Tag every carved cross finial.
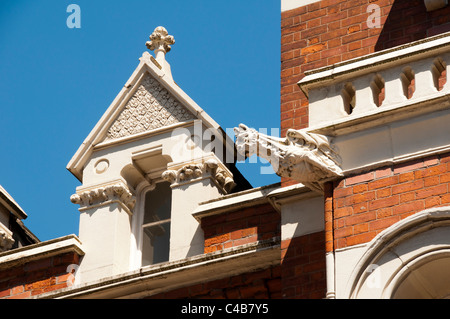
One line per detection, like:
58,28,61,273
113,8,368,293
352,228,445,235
146,26,175,58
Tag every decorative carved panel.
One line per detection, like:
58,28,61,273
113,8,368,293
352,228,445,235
105,73,195,140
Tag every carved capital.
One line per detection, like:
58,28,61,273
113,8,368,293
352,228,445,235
146,26,175,54
162,158,236,194
0,227,14,252
71,182,136,213
234,124,343,192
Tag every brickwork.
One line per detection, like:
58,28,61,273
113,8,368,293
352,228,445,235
0,252,81,299
199,203,327,299
280,231,326,299
147,266,281,299
332,152,450,249
200,204,280,254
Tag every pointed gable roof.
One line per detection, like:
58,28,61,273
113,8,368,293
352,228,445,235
67,28,233,182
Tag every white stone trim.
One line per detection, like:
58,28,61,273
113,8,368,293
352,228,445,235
299,32,450,94
192,182,316,221
94,120,195,151
0,185,27,220
281,0,320,12
0,235,84,270
341,143,450,178
192,184,280,220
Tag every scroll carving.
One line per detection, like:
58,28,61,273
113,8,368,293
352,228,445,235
162,159,236,194
70,183,136,212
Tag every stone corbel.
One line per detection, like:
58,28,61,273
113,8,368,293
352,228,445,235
70,181,136,215
234,124,343,192
0,224,14,252
162,157,236,194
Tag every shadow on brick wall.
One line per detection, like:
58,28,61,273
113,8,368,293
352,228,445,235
375,0,450,52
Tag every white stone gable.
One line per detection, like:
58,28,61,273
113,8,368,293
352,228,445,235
105,73,195,141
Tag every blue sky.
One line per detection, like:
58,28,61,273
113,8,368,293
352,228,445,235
0,1,281,241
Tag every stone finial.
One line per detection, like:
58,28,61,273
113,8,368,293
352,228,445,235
146,26,175,57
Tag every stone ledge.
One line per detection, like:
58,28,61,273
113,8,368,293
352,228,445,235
0,235,84,270
35,237,280,299
299,31,450,95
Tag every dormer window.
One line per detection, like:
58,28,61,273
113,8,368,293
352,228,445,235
141,181,172,266
68,27,243,283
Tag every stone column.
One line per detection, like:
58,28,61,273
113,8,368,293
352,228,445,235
162,156,236,261
70,180,135,284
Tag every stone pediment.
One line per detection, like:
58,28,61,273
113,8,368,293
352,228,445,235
104,72,195,141
67,27,228,182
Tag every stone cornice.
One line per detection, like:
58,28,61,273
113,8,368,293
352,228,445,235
298,31,450,96
70,181,136,215
162,157,236,194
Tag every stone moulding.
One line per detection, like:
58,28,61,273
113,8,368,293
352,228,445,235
70,183,136,214
162,159,236,194
234,123,343,192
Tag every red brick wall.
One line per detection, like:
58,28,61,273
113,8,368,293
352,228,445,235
332,152,450,249
280,231,327,299
147,204,283,299
0,252,81,299
148,266,281,299
198,204,327,299
201,204,280,254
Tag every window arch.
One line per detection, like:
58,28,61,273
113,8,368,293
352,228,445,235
346,206,450,299
390,249,450,299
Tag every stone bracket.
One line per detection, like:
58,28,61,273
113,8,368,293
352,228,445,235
70,181,136,215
